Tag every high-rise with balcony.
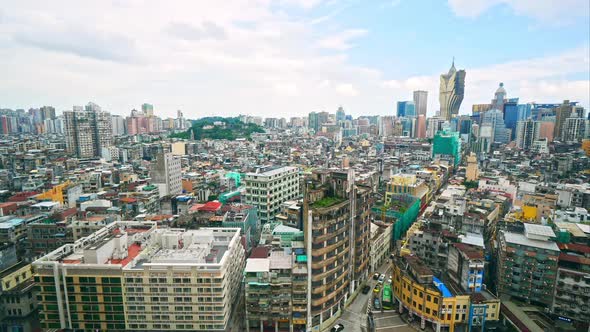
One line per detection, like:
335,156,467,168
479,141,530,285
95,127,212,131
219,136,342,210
244,166,300,224
552,243,590,328
244,222,308,332
439,60,466,121
303,169,371,330
64,103,112,158
496,223,559,307
515,119,540,150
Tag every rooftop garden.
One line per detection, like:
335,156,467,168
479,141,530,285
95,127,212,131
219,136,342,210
312,196,346,209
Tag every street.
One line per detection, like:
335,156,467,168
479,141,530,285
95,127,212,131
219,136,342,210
330,260,412,332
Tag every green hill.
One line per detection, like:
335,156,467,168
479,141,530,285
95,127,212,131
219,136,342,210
170,117,265,140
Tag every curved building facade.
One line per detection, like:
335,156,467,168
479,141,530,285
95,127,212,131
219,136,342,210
439,61,466,121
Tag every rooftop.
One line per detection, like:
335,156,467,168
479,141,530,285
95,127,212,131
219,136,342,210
524,223,555,238
245,258,269,273
452,243,484,260
503,231,560,251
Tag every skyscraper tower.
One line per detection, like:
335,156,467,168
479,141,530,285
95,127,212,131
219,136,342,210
439,59,466,121
413,90,428,116
491,83,507,110
64,103,112,158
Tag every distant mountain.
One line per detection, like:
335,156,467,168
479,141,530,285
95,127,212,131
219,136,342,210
170,117,265,140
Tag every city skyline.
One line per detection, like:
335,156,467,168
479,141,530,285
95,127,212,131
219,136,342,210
0,1,588,118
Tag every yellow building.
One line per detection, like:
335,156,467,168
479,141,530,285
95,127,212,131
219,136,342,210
0,262,37,320
392,255,499,332
582,139,590,156
170,141,186,156
35,181,71,205
385,174,429,206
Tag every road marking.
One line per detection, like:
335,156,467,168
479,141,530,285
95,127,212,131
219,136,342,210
376,324,409,330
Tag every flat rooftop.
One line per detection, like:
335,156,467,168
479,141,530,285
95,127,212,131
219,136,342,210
503,231,560,251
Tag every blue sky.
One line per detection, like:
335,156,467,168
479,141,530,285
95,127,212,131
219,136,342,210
0,0,588,118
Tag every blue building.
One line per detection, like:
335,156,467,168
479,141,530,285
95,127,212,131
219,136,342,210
397,101,416,118
459,118,473,136
504,99,532,140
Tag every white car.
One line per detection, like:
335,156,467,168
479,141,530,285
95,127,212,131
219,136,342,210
378,274,385,283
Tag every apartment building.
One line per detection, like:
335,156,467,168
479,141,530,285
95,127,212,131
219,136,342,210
447,243,484,293
244,254,293,332
122,227,245,331
552,243,590,328
392,255,499,332
369,221,392,273
33,221,245,331
244,224,308,332
496,223,560,307
303,169,371,330
244,166,300,224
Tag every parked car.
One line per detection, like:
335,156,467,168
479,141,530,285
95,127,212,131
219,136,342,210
331,323,345,332
373,273,380,280
362,285,371,294
373,298,381,310
373,285,381,294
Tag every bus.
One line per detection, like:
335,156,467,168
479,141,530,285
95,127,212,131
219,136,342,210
382,284,393,310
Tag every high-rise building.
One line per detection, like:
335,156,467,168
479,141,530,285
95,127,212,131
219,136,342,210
481,109,511,144
142,103,154,117
335,106,346,122
558,105,587,143
491,82,507,111
551,243,590,325
378,116,395,137
397,101,416,118
308,112,319,132
244,166,300,224
515,119,540,150
40,106,56,121
303,169,371,330
554,100,582,139
413,90,428,116
496,224,559,307
426,117,446,139
33,221,245,332
538,121,555,142
439,60,466,121
150,153,182,198
415,114,426,138
432,130,461,167
64,103,112,158
111,115,126,136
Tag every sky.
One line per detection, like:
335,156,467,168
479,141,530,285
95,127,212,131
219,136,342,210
0,0,588,119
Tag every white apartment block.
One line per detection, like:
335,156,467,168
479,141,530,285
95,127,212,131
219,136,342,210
244,166,300,224
122,227,245,331
33,221,245,332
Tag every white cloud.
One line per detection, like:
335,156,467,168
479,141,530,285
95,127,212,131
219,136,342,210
335,83,359,97
316,29,368,50
448,0,589,20
0,1,586,120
